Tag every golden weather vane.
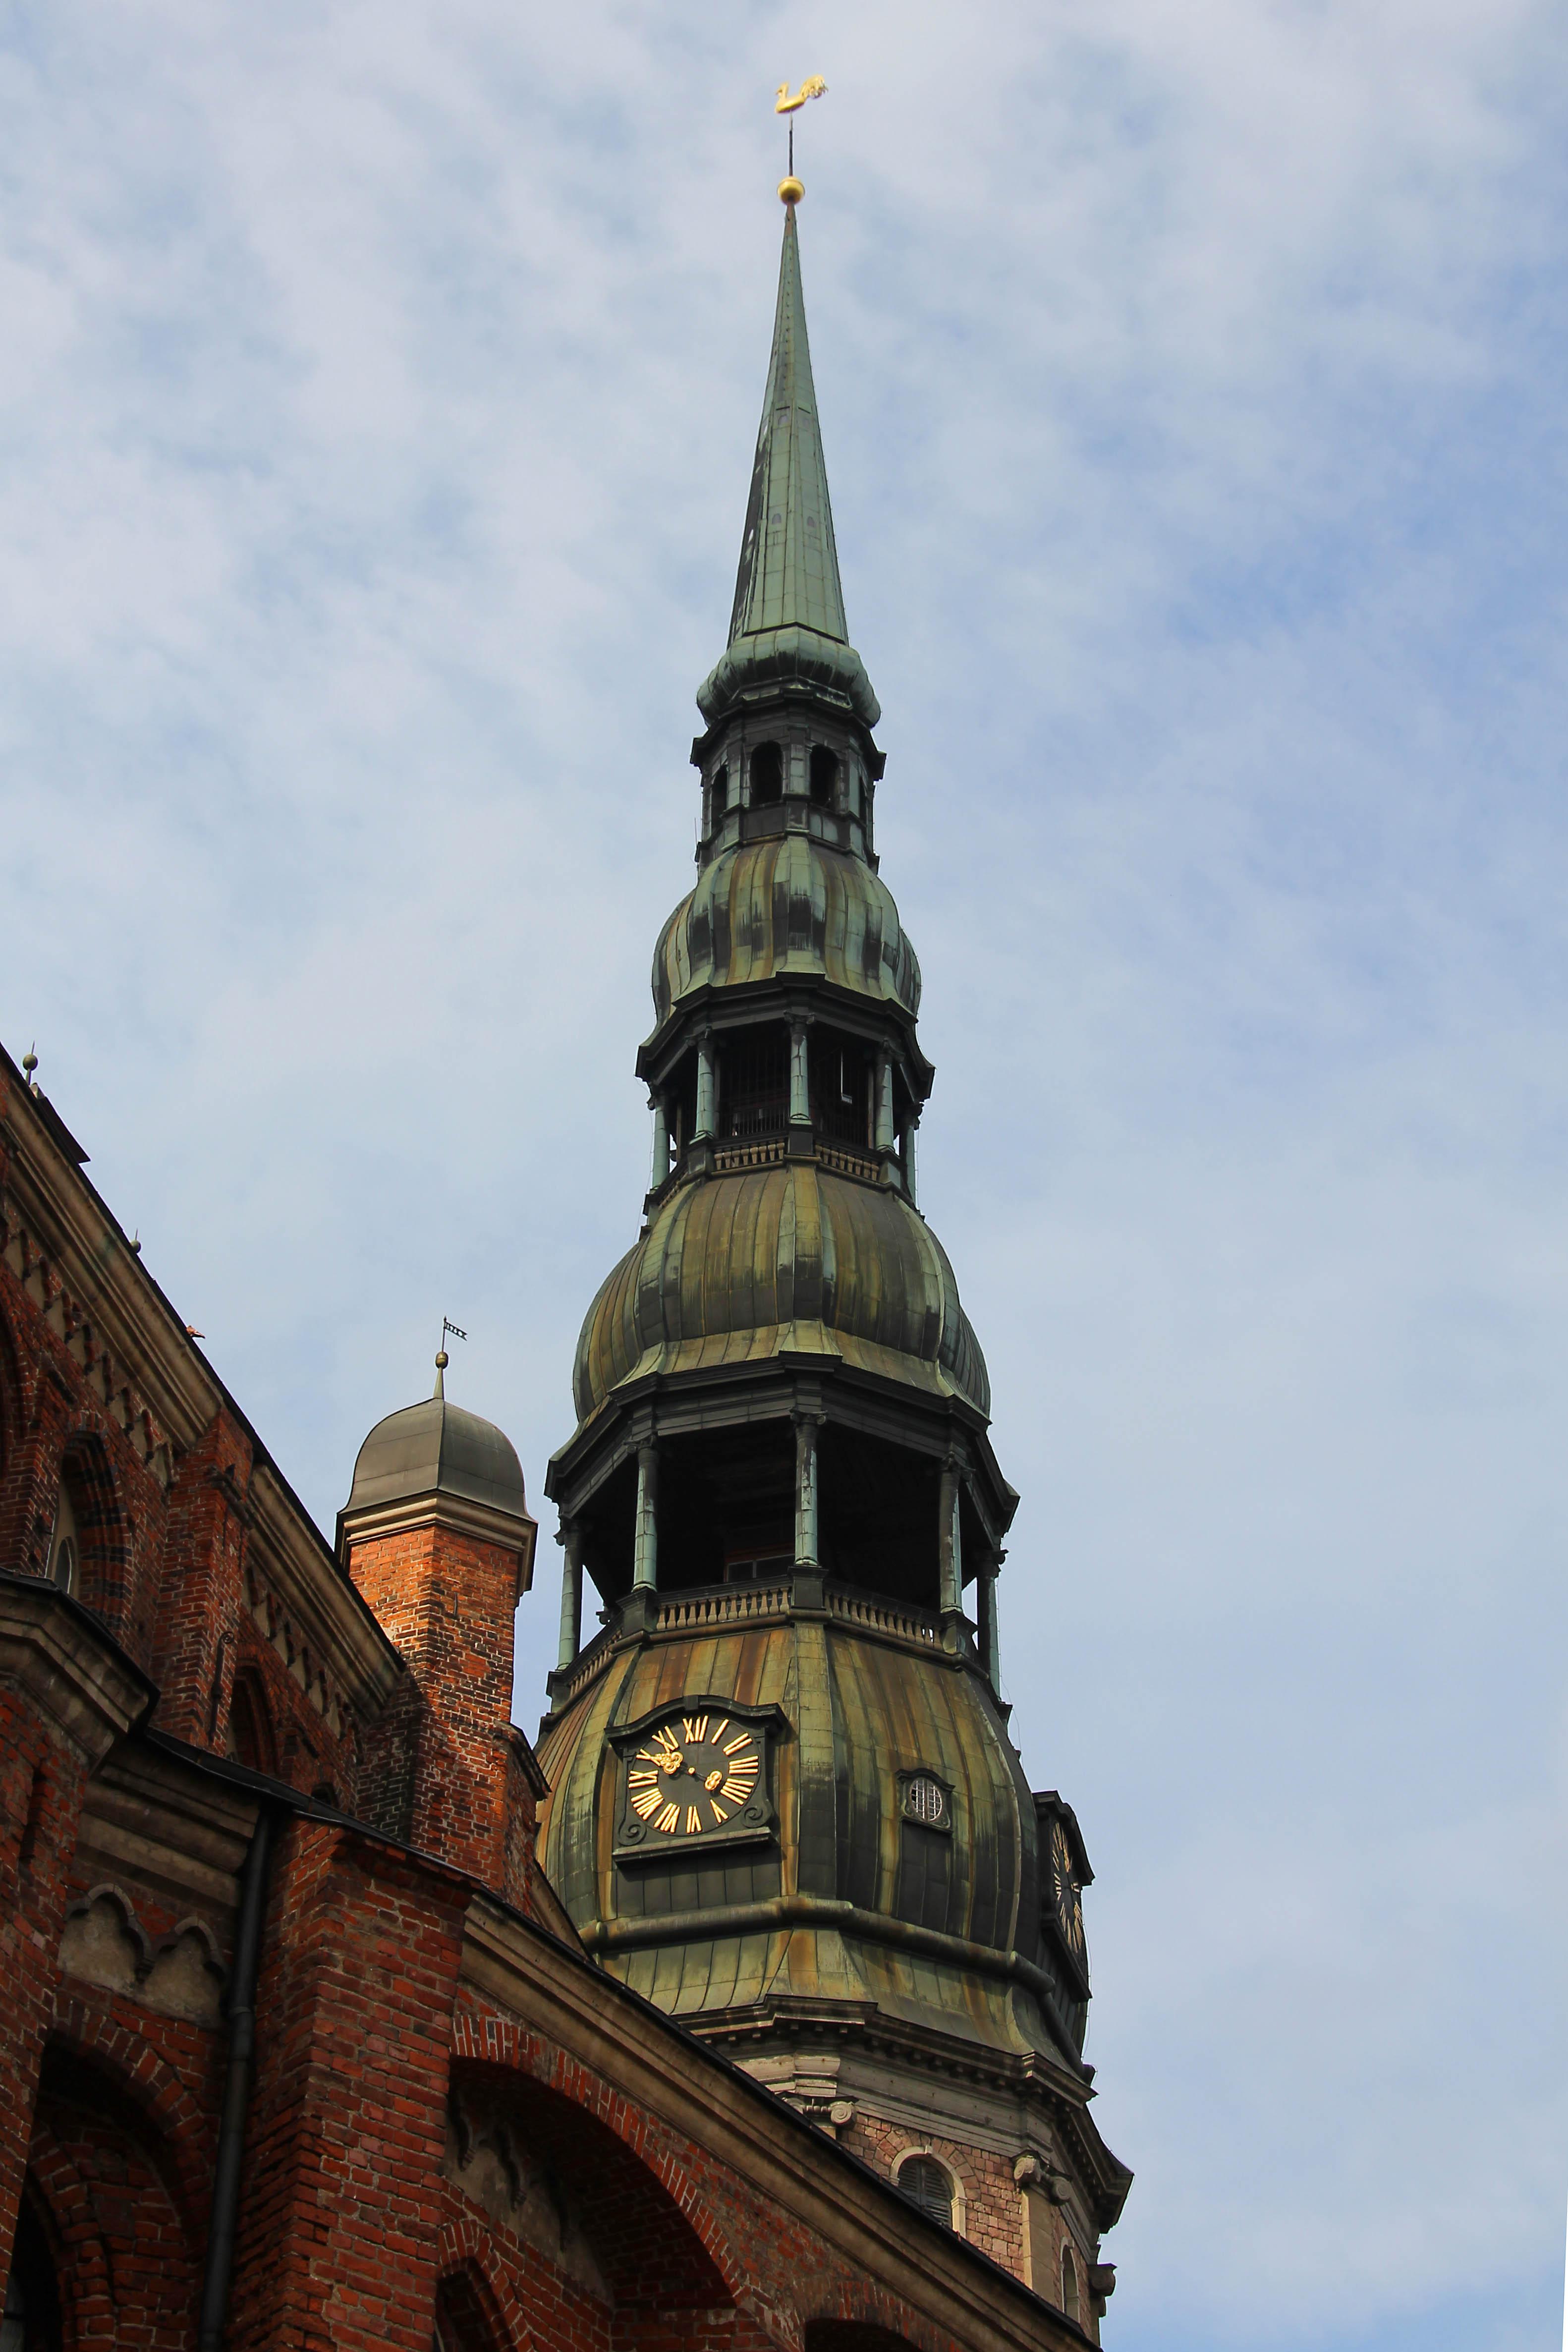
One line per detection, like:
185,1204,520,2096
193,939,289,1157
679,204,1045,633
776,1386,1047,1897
774,75,827,202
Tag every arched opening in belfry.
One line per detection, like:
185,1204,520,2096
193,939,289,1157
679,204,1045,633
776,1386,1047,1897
750,741,784,804
1061,2244,1082,2321
809,745,838,805
718,1029,788,1141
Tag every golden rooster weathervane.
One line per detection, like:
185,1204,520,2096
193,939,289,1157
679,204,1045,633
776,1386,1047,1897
774,75,827,204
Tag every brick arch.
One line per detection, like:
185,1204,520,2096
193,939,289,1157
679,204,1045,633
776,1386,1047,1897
56,1428,132,1624
452,2010,748,2306
437,2216,530,2349
447,2034,741,2312
48,1990,213,2236
18,2144,101,2352
801,2286,947,2352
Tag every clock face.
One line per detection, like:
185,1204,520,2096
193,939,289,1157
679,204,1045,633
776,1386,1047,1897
1050,1820,1084,1958
625,1712,762,1841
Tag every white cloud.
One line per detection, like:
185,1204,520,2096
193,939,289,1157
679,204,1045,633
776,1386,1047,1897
3,0,1567,2342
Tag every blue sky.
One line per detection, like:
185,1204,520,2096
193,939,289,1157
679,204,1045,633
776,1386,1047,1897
3,2,1567,2345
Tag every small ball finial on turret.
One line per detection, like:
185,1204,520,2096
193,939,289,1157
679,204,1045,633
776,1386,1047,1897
778,176,805,206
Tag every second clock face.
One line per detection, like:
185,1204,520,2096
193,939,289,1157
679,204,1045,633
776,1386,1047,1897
626,1712,762,1841
1050,1819,1085,1958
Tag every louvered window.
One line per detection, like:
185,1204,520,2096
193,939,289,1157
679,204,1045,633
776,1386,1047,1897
898,2155,952,2229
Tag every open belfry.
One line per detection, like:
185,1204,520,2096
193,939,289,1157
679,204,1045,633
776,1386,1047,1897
0,147,1128,2352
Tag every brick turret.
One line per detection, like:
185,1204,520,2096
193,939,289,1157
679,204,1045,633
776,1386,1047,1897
338,1356,540,1906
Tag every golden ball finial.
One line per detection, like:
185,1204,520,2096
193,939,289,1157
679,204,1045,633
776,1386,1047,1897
778,175,804,206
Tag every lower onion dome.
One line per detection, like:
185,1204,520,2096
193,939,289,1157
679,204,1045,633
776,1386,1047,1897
572,1162,990,1427
650,835,921,1029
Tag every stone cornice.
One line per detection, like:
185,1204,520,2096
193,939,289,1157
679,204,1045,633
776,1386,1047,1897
337,1488,538,1596
0,1569,156,1768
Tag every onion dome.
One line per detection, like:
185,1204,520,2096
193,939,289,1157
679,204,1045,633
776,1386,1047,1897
345,1396,527,1521
572,1162,990,1426
651,835,921,1029
696,205,879,730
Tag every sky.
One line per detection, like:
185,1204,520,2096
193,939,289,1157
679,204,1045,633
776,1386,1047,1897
3,1,1567,2345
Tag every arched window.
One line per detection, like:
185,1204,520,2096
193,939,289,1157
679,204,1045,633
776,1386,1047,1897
711,763,729,818
48,1479,81,1596
896,2153,953,2229
225,1673,278,1778
809,746,838,806
750,741,783,804
1061,2245,1080,2322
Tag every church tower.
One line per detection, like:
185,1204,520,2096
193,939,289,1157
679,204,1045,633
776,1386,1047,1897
537,188,1130,2326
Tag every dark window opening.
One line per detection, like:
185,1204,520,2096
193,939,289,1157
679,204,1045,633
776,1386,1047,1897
898,2155,953,2229
750,741,783,804
711,763,728,816
811,1034,868,1148
721,1032,788,1139
809,746,838,806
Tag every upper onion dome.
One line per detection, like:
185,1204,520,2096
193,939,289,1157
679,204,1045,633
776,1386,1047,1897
572,1161,990,1427
343,1390,529,1524
651,836,921,1029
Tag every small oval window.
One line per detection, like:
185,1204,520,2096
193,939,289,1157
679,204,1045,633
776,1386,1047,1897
904,1774,949,1828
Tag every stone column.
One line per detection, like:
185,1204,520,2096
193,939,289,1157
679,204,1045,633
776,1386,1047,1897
793,1415,820,1568
694,1037,717,1142
556,1521,583,1670
632,1443,660,1591
789,1020,811,1129
977,1556,1001,1691
648,1094,670,1191
937,1459,963,1619
900,1114,919,1206
875,1051,896,1153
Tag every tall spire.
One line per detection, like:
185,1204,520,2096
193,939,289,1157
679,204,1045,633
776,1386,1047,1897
729,208,847,646
697,206,879,729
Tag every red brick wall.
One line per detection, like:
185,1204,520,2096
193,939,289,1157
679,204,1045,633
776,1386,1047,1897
0,1684,93,2306
347,1521,523,1898
228,1818,469,2352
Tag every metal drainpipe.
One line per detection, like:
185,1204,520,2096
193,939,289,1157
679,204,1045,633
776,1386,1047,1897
197,1802,280,2352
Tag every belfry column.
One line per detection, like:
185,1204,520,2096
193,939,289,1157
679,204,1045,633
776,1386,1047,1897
938,1457,964,1639
632,1443,660,1592
976,1553,1002,1694
648,1094,670,1194
556,1520,584,1670
788,1019,813,1159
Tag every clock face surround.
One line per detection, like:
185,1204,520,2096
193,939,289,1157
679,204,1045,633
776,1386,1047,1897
1050,1819,1085,1960
613,1703,776,1857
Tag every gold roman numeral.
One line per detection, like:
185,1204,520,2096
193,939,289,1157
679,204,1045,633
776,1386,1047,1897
632,1790,661,1820
682,1715,708,1743
628,1769,659,1787
723,1732,752,1755
685,1806,701,1833
655,1802,679,1833
710,1799,729,1822
721,1779,753,1805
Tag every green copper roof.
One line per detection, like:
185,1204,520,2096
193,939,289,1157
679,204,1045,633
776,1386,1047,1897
698,211,879,729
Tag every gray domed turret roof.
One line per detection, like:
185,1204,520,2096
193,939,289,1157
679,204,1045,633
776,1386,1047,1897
343,1368,530,1524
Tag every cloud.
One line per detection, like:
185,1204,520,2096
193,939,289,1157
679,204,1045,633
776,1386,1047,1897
3,0,1567,2342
